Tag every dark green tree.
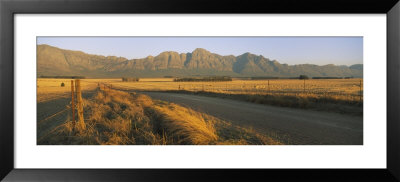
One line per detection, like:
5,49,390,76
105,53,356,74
299,75,309,79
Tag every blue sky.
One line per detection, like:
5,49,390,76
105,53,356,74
37,37,363,66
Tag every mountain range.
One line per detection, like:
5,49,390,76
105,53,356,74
37,44,363,78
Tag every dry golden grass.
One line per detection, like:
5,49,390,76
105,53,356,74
139,78,174,82
37,78,362,104
107,78,363,103
101,77,362,115
152,103,218,145
39,88,280,145
37,78,119,102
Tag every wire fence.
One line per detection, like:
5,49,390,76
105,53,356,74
172,80,363,104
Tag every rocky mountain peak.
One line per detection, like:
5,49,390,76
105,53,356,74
192,48,210,56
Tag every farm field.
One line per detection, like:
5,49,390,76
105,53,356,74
37,78,363,115
108,78,363,102
104,78,363,115
38,78,362,101
37,80,280,145
37,78,363,145
37,78,117,102
38,78,363,103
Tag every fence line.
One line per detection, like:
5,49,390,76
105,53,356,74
171,80,363,104
96,79,363,104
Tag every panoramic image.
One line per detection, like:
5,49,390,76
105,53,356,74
37,37,363,145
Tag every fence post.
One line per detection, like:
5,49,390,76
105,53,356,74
75,79,85,130
359,79,362,103
75,80,78,105
303,79,306,93
71,80,75,123
103,83,107,98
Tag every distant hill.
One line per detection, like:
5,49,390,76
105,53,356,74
37,44,363,78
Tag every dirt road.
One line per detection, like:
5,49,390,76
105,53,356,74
141,92,363,145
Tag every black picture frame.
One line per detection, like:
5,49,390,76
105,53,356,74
1,0,399,181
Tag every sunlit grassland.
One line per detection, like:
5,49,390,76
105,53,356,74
39,89,280,145
109,78,362,100
37,78,363,102
37,78,363,115
37,78,118,102
107,78,363,115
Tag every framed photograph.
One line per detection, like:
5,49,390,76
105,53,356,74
1,0,399,181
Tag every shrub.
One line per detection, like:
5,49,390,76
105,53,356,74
61,82,65,87
299,75,309,79
122,77,139,82
174,76,232,82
